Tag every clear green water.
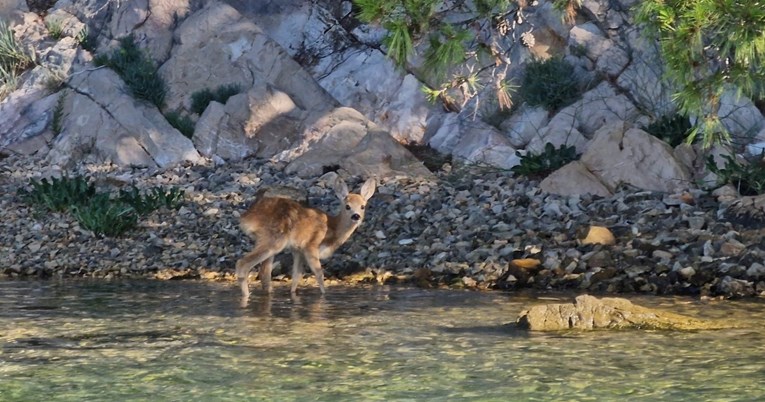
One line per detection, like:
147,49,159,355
1,280,764,401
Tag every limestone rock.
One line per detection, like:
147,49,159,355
718,89,764,143
516,294,735,331
526,109,589,154
500,105,549,148
573,82,641,135
0,0,27,23
453,120,520,170
48,68,201,168
192,82,305,160
568,22,612,62
596,45,630,77
540,161,612,197
0,33,85,153
222,0,435,143
617,29,675,117
284,108,432,179
426,113,462,155
159,1,337,119
581,123,690,193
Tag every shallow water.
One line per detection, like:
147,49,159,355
1,280,764,401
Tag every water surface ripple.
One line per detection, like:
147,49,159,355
1,280,764,401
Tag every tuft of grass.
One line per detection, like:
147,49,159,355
75,26,96,52
520,57,580,112
511,142,580,179
51,93,66,135
0,20,34,70
164,110,195,138
94,34,166,108
117,185,184,215
0,19,34,100
46,19,64,40
70,194,139,237
18,175,96,212
19,174,185,237
0,62,19,100
190,83,242,115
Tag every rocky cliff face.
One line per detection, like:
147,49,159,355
1,0,764,194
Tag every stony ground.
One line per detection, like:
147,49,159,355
2,154,765,298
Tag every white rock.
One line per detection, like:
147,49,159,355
568,22,612,61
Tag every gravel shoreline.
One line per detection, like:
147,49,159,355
3,154,765,298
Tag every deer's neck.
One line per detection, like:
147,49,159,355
320,214,359,259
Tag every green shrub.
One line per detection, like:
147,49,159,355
190,83,242,115
95,35,166,108
642,113,693,148
1,19,34,99
0,20,33,70
118,185,184,215
18,175,96,212
51,93,66,135
0,62,18,99
520,57,579,111
70,194,138,237
164,111,195,138
46,19,64,40
75,26,96,52
19,174,185,237
706,153,765,196
511,142,580,179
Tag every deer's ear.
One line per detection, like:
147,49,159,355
334,178,349,200
360,178,376,201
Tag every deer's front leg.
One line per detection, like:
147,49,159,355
290,251,304,294
303,248,325,294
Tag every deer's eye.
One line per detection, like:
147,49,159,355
345,205,351,210
361,205,365,210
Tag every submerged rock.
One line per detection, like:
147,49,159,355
516,294,735,331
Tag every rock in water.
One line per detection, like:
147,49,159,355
516,294,734,331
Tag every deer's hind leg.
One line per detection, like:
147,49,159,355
236,240,284,298
259,256,275,294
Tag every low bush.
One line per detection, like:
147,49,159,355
18,175,96,212
70,194,139,237
706,153,765,196
75,26,96,52
118,185,184,215
164,111,195,138
190,83,242,115
19,175,185,236
94,35,166,108
642,113,692,147
403,141,452,172
520,57,580,112
511,142,580,179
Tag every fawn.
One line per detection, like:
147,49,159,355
235,177,376,298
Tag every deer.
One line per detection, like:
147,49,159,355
235,177,376,299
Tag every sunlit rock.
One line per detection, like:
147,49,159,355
516,294,735,331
